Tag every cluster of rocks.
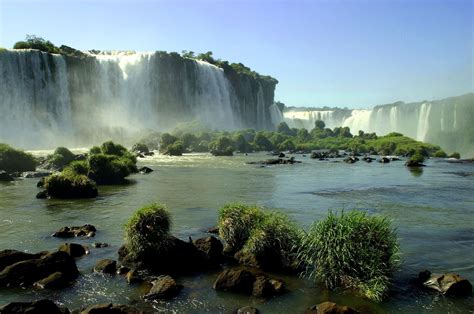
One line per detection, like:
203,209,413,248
247,157,302,166
0,170,52,182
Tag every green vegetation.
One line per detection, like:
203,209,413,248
44,168,98,199
13,35,60,54
45,147,76,169
150,121,446,158
131,142,149,154
449,152,461,159
297,210,400,301
124,203,171,259
0,143,37,173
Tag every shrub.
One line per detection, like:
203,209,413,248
100,141,128,156
209,136,234,156
124,203,171,259
165,141,185,156
433,150,447,158
409,151,425,164
297,210,399,301
88,154,133,184
66,160,89,175
46,147,76,169
13,35,60,54
44,169,98,199
218,203,265,253
243,211,301,270
449,152,461,159
131,142,149,154
89,146,102,155
0,143,37,173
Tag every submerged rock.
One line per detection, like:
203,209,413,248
33,271,70,289
22,171,52,178
420,270,472,297
92,242,109,248
237,306,259,314
53,224,96,238
344,156,359,164
247,157,301,165
144,275,183,300
0,171,14,182
0,250,46,272
0,299,69,314
213,268,284,299
138,166,153,174
306,301,358,314
80,303,143,314
0,251,79,287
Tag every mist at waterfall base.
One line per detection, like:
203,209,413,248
0,49,272,149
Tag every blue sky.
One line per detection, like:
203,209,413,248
0,0,472,108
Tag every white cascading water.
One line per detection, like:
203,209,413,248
416,103,432,141
342,109,372,133
0,50,73,148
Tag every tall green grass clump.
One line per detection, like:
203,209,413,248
44,168,98,198
45,147,76,169
0,143,37,173
124,203,171,259
218,203,265,253
297,210,400,301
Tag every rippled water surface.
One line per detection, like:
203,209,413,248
1,153,473,313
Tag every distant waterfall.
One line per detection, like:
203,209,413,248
0,49,276,148
416,103,431,141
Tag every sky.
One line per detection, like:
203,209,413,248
0,0,472,108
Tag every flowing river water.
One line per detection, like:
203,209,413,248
0,153,473,313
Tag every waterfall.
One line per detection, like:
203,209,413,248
0,50,72,148
416,103,431,141
0,49,276,148
342,109,371,133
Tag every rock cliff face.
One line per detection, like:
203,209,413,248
0,49,277,148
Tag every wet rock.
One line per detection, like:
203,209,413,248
22,171,52,178
36,190,48,199
278,152,286,158
247,158,301,165
126,270,143,284
94,259,117,274
421,271,472,297
0,171,14,182
37,178,46,187
92,242,109,248
213,268,284,298
58,243,88,258
80,303,143,314
378,157,390,163
0,249,46,272
237,306,259,314
344,156,359,164
117,265,131,275
192,236,223,262
0,251,79,287
138,167,153,174
144,275,183,300
53,224,96,238
0,299,69,314
33,271,70,289
405,160,426,167
207,226,219,234
144,152,154,157
362,156,374,162
306,301,358,314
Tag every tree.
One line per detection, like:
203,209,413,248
13,35,60,54
315,120,325,130
253,132,274,151
277,122,294,136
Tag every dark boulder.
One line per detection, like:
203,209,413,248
343,156,359,164
143,275,183,300
378,157,390,163
53,224,96,238
94,259,117,274
0,249,46,272
278,152,286,158
36,190,48,199
0,251,79,287
58,243,88,258
237,306,259,314
0,171,14,182
0,299,69,314
92,242,109,248
247,158,301,166
125,269,143,284
138,167,153,174
79,303,143,314
405,160,426,167
33,271,70,289
192,236,223,262
213,268,284,299
306,301,358,314
420,271,472,297
117,265,131,275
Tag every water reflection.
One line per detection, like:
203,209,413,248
408,167,424,177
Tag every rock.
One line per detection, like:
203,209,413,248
33,271,70,289
0,251,79,287
247,158,301,165
306,302,358,314
378,157,390,163
252,276,284,298
22,171,52,178
343,156,359,164
278,152,286,158
144,152,154,156
237,306,259,314
94,259,117,274
207,226,219,234
92,242,109,248
126,269,143,284
192,236,223,262
0,249,46,272
0,299,69,314
405,160,426,167
119,236,214,274
37,178,46,187
138,167,153,174
213,268,284,298
80,303,143,314
144,275,183,300
362,156,374,162
421,271,472,297
117,265,131,275
58,243,88,258
53,224,96,238
0,170,14,182
36,190,48,199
